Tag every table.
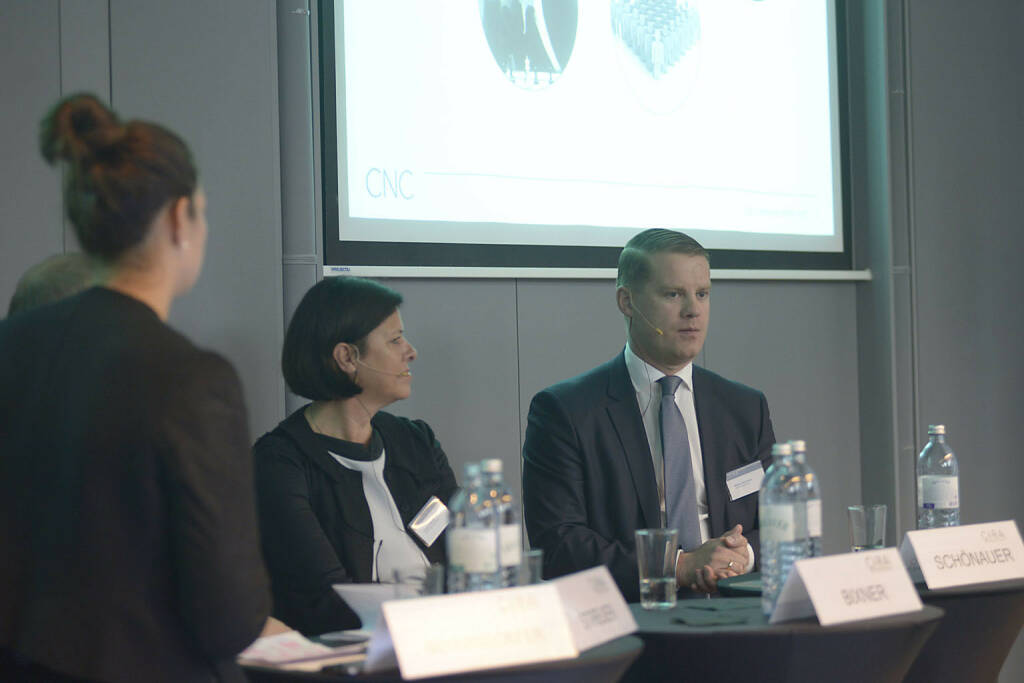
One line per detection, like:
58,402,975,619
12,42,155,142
719,573,1024,682
243,634,644,683
903,577,1024,683
621,597,943,683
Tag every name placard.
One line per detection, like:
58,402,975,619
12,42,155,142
770,549,922,626
899,520,1024,590
369,566,635,680
378,584,575,679
551,566,638,652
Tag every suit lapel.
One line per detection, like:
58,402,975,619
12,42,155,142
693,366,725,537
605,354,660,529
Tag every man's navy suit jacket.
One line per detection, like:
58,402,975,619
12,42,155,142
522,352,775,601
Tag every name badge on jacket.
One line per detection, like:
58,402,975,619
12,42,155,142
409,496,450,546
726,462,765,501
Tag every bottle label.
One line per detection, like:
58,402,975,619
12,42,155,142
500,524,522,567
918,475,959,509
760,504,796,542
447,528,498,573
806,499,822,537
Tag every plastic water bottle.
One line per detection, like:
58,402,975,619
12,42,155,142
760,442,809,616
481,459,522,587
446,463,499,592
790,440,823,557
917,425,960,528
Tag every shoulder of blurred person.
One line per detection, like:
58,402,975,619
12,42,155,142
6,252,97,317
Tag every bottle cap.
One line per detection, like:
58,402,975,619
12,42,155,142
464,462,481,477
771,443,793,456
927,424,946,435
789,439,807,453
481,459,503,473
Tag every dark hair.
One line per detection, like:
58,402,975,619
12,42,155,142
282,277,403,401
616,229,710,290
7,252,96,316
39,93,198,260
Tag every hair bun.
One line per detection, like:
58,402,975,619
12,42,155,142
40,93,122,165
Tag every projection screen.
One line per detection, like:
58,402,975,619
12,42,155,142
320,0,851,275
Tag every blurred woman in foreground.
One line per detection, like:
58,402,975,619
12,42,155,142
0,94,271,682
254,277,457,635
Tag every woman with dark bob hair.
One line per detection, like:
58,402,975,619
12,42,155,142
253,277,457,635
0,95,271,682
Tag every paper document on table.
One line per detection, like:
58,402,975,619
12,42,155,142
237,631,366,670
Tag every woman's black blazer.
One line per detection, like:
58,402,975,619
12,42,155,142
253,407,457,635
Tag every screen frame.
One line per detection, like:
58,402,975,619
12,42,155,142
318,1,854,274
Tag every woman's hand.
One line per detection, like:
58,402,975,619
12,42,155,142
260,616,293,637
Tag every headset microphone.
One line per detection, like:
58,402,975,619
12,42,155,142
352,348,411,377
631,303,664,336
355,359,411,378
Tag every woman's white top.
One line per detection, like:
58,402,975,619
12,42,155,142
328,447,429,582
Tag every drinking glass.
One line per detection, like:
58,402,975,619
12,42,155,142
635,528,678,609
519,548,544,585
847,504,887,552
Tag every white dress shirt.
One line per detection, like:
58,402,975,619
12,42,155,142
624,346,755,572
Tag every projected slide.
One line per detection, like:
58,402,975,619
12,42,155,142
336,0,841,253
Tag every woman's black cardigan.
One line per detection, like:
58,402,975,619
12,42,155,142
253,408,457,635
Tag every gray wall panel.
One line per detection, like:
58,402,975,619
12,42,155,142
277,0,317,259
884,1,919,542
281,262,318,416
58,0,109,100
515,278,626,438
905,1,1024,679
906,0,1024,539
277,0,320,417
58,0,111,249
848,0,903,545
891,269,917,537
110,0,285,437
708,282,862,556
0,0,62,312
381,279,522,486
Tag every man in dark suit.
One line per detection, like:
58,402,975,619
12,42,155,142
523,229,775,600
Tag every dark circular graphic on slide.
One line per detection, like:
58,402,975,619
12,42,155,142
480,0,579,90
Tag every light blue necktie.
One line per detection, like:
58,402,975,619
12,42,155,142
658,375,702,551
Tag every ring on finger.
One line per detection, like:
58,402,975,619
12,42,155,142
727,560,736,570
